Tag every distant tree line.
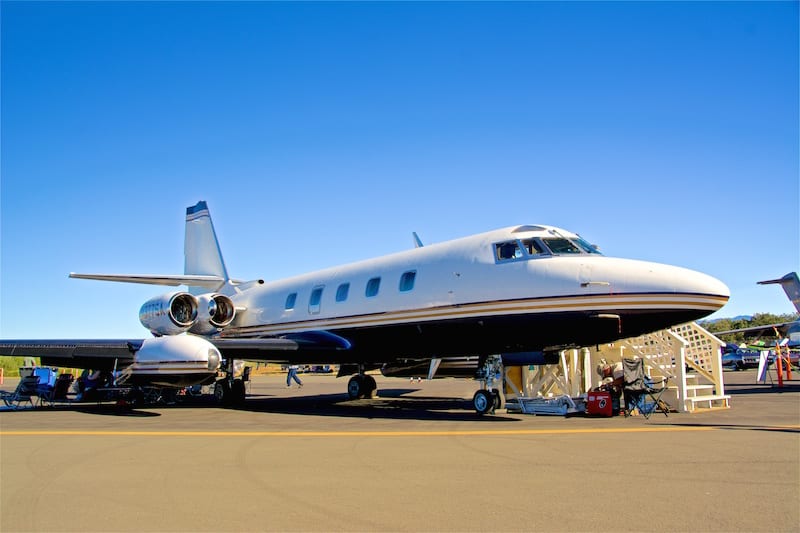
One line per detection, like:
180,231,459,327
0,357,33,378
701,313,799,345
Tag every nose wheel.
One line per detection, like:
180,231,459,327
472,389,494,414
472,388,503,414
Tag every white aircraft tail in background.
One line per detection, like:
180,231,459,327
758,272,800,314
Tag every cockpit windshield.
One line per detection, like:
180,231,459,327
494,233,602,263
541,238,581,254
571,235,601,254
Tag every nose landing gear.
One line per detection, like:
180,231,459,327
473,355,505,414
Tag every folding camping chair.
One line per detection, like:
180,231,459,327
622,358,671,418
1,375,40,409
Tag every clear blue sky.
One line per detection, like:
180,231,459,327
1,1,798,338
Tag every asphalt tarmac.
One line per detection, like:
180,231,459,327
1,369,798,532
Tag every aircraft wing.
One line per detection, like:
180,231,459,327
0,340,141,371
712,322,794,338
0,332,352,371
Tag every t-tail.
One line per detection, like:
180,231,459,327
184,201,229,294
69,201,239,336
758,272,800,313
70,201,230,292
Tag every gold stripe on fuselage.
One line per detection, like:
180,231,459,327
225,292,728,337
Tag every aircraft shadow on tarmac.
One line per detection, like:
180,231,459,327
724,383,800,395
74,406,162,417
0,388,520,421
230,389,521,422
666,422,799,434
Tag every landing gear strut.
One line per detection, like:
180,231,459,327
473,355,504,415
215,359,246,406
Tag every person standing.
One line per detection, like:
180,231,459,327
286,365,303,388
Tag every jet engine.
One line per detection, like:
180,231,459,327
189,293,236,334
140,292,236,337
139,292,199,336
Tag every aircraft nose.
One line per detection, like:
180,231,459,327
630,261,730,312
591,258,729,303
674,267,730,300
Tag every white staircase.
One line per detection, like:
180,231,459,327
669,323,731,411
504,322,731,414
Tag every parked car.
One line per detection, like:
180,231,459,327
722,348,799,370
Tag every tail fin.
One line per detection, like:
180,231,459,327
184,201,229,293
758,272,800,313
70,201,228,290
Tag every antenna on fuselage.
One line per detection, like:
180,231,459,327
412,232,424,248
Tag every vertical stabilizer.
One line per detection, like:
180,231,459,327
758,272,800,313
185,201,229,293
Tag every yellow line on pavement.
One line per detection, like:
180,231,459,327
2,425,798,438
0,426,755,437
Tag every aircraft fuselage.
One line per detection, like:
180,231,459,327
218,225,729,362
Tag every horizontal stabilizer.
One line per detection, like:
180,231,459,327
70,273,225,288
758,272,800,313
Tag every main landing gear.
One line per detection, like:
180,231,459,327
214,359,247,406
473,355,505,415
347,371,377,400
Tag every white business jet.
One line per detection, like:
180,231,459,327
0,202,729,413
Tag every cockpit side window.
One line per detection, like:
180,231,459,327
541,238,581,254
521,238,547,256
495,241,523,262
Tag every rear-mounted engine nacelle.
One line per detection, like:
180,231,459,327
190,293,236,334
140,292,198,336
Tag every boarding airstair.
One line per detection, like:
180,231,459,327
669,323,731,411
503,322,729,414
586,322,729,412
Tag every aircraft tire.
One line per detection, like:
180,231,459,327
347,375,364,400
362,375,377,399
231,379,246,405
214,380,231,405
127,388,145,407
491,388,505,410
473,389,494,415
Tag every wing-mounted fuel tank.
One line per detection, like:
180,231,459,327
139,292,235,336
119,335,222,387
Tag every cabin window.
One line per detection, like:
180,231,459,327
542,237,582,255
365,277,381,298
336,283,350,302
495,241,523,262
399,271,416,292
309,286,324,314
285,293,297,310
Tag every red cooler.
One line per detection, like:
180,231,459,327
587,391,612,417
